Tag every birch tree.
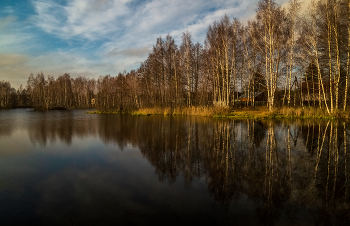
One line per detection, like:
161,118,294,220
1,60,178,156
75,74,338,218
256,0,286,111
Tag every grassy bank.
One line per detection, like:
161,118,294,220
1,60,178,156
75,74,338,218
86,106,350,120
216,107,349,119
131,106,231,117
86,106,229,117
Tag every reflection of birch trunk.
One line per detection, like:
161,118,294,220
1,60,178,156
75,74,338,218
246,120,254,178
225,123,229,189
344,122,348,197
311,123,315,152
287,127,292,184
314,121,330,183
245,120,251,178
332,122,338,203
195,120,200,177
230,120,236,179
185,119,192,187
265,122,276,207
326,122,333,202
175,121,178,174
306,122,310,150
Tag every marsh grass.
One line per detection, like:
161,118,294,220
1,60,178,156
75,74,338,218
279,107,323,117
130,106,230,117
87,106,350,120
86,110,123,114
276,107,348,119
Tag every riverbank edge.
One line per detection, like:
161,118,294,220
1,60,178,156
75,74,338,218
86,106,350,120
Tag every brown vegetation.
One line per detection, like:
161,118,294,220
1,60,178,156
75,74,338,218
87,105,349,120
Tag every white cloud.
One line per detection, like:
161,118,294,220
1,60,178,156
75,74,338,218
168,1,253,43
32,0,132,40
98,0,257,61
0,16,35,55
2,0,295,88
32,0,254,46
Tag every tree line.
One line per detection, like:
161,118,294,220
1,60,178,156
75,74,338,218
1,0,349,113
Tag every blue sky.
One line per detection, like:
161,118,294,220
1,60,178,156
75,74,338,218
0,0,292,88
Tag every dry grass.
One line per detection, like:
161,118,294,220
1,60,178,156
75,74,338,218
132,106,277,119
176,106,230,116
276,107,344,119
87,106,350,120
131,106,230,117
131,107,169,115
278,107,326,118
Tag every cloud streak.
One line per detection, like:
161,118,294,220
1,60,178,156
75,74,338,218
32,0,132,40
0,0,293,88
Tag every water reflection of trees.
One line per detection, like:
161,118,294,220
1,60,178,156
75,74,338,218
0,116,14,137
137,118,350,225
27,111,100,146
27,114,350,224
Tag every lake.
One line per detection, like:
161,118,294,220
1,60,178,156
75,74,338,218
0,109,349,225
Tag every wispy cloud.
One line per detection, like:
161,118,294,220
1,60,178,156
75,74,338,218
98,0,255,67
0,15,16,28
30,0,261,77
1,0,292,88
1,6,14,14
32,0,252,45
32,0,132,40
0,16,35,54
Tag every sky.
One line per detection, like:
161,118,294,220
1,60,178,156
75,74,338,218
0,0,295,89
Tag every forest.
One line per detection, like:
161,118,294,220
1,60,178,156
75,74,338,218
1,0,350,116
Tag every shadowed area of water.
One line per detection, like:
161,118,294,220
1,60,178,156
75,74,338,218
0,108,349,225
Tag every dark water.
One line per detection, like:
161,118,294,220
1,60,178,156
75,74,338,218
0,109,349,225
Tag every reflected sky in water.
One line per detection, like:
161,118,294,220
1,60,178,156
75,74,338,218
0,109,349,225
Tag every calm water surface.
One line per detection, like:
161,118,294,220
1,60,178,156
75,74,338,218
0,109,349,225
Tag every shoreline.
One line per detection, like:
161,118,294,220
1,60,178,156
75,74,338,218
86,106,350,120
